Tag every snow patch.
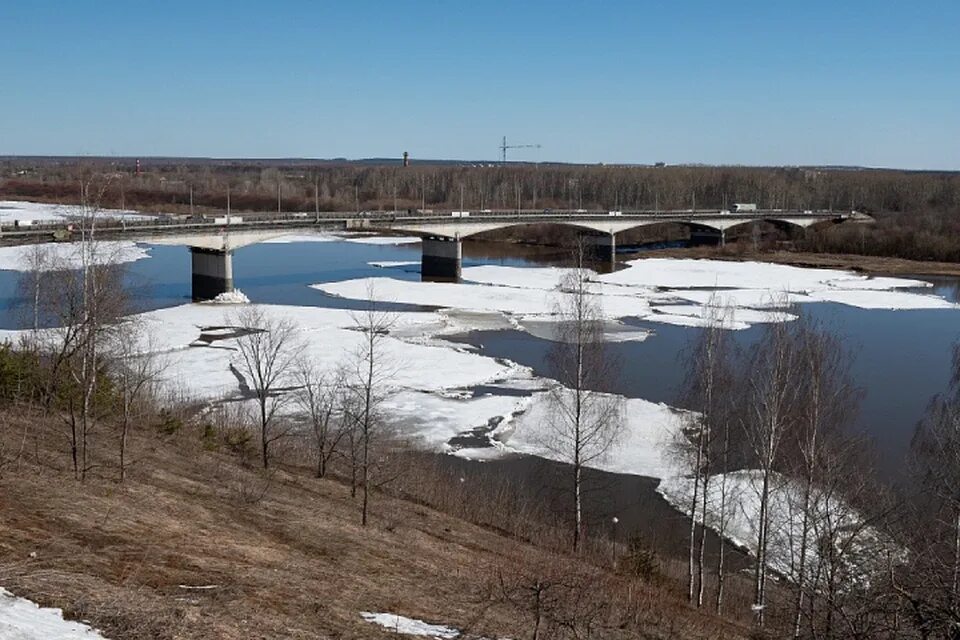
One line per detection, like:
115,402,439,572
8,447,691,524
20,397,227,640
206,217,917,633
0,200,151,223
360,612,460,638
0,587,108,639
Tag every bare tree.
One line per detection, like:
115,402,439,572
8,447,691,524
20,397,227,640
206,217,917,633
17,243,52,333
786,316,860,637
743,305,802,627
293,360,347,478
107,319,165,482
542,238,623,552
27,172,131,480
677,295,734,608
495,559,628,640
894,344,960,636
342,289,395,526
232,307,299,469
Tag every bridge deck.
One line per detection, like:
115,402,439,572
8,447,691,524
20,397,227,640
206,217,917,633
0,208,856,247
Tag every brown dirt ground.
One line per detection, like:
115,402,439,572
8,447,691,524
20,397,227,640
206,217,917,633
0,414,751,640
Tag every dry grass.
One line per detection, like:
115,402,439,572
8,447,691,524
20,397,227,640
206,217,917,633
0,412,752,639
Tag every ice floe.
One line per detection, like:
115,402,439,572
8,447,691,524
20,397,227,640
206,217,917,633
206,289,251,304
342,235,421,245
658,470,899,585
503,390,689,480
370,260,420,269
60,303,533,406
0,241,152,272
316,260,953,337
260,233,339,244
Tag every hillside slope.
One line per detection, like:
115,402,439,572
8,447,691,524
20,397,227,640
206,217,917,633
0,415,749,639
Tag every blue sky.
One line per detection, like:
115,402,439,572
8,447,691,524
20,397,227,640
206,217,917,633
1,1,958,169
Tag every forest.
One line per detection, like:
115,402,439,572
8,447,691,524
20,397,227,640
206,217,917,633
3,159,960,261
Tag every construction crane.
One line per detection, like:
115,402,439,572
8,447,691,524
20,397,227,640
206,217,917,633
500,136,541,164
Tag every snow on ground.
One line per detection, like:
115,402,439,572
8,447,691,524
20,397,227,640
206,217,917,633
0,200,151,224
0,241,151,272
360,612,460,638
0,588,107,639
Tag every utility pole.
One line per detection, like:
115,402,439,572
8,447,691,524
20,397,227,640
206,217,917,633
277,181,282,215
189,184,194,217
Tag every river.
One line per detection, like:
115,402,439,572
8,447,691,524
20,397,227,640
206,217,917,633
0,237,956,474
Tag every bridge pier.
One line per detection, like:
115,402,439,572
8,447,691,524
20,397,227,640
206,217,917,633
191,247,234,301
421,237,462,282
689,229,726,247
583,233,617,268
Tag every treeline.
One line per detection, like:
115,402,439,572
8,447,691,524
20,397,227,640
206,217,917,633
798,209,960,262
5,159,960,263
3,159,958,216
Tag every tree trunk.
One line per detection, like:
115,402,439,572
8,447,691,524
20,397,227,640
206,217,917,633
697,471,709,608
688,427,703,603
754,464,772,627
793,475,814,638
260,398,269,469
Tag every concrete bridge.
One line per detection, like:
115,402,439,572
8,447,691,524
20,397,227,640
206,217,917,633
1,208,869,300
